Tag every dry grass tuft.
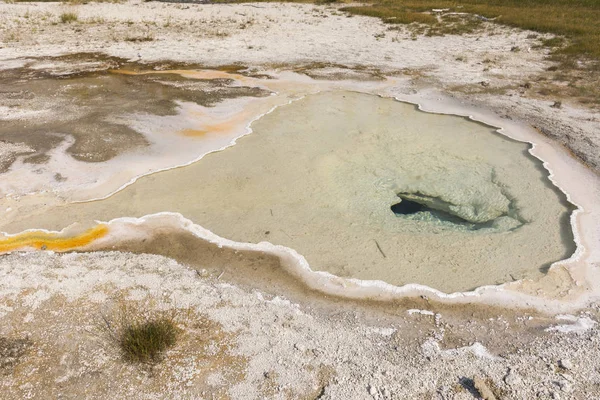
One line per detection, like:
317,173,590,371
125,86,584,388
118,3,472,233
59,12,78,23
118,318,177,363
100,306,179,364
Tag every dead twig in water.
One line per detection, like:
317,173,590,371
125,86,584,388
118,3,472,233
374,239,386,258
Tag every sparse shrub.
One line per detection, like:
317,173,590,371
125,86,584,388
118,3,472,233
119,318,177,363
100,307,179,364
60,12,78,24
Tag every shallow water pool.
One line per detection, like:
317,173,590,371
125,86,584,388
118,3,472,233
1,91,576,293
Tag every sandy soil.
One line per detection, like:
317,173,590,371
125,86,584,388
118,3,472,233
1,1,600,398
2,250,600,400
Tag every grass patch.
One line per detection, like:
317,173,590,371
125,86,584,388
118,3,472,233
100,306,179,364
342,1,600,61
59,12,78,24
119,318,177,363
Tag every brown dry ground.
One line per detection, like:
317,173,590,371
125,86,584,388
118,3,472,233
0,53,270,170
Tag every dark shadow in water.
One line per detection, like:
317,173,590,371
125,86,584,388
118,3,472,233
404,102,578,270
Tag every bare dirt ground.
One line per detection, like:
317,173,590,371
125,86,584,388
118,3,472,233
1,1,600,399
2,251,600,400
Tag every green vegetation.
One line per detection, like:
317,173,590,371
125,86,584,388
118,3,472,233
119,318,178,363
59,12,78,23
340,1,600,62
101,308,179,364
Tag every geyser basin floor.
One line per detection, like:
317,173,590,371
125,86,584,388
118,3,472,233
1,91,575,293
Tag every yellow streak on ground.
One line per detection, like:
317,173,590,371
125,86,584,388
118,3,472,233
0,224,109,253
110,69,250,83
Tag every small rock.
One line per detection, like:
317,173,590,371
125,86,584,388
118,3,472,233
381,387,390,398
559,359,573,370
196,269,209,277
558,380,573,393
504,369,522,386
480,81,490,87
368,384,377,396
474,377,497,400
551,101,562,109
